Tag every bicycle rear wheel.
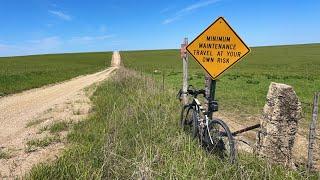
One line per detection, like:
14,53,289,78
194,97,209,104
205,118,236,163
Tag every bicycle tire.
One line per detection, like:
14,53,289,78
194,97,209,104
191,108,200,139
205,119,236,163
180,105,193,127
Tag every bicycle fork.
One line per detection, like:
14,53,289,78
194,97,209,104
198,115,214,145
204,115,215,145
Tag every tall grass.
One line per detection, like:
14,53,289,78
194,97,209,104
122,44,320,127
27,69,318,179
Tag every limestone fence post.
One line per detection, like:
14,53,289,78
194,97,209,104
257,82,302,167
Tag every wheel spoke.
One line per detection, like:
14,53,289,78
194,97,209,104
206,119,236,163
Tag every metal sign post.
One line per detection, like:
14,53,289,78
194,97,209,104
204,74,217,118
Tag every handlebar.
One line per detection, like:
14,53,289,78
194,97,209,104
187,89,206,97
176,85,206,100
187,85,205,98
177,85,218,113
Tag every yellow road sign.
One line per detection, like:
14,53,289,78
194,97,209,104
187,17,250,79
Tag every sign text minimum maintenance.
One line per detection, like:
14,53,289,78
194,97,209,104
187,17,250,79
195,36,240,63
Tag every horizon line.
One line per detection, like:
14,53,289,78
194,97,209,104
1,42,319,58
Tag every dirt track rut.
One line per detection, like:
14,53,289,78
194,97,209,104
0,51,121,178
0,69,117,145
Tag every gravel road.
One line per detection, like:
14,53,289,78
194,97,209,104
0,51,120,145
0,51,121,178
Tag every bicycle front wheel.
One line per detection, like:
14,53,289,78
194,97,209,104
205,118,236,163
180,105,200,138
180,105,194,127
191,108,200,139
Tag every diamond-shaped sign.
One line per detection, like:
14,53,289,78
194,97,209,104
187,17,250,79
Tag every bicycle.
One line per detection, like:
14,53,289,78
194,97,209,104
177,85,236,163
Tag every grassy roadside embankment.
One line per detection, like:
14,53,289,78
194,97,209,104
27,69,318,179
0,52,111,96
122,44,320,128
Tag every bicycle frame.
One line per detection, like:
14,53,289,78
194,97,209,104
191,98,216,145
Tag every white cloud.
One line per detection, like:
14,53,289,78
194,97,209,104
49,10,72,21
0,44,15,52
99,25,107,33
110,40,122,46
163,0,221,24
69,35,115,43
178,0,220,14
97,35,115,40
163,16,181,25
160,7,171,14
0,34,116,57
46,23,53,28
0,37,62,57
28,36,62,49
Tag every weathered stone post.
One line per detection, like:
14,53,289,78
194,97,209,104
257,82,302,167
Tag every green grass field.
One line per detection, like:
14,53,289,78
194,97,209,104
1,44,318,178
0,52,111,96
122,44,320,127
28,69,318,179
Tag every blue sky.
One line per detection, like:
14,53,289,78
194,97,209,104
0,0,319,56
